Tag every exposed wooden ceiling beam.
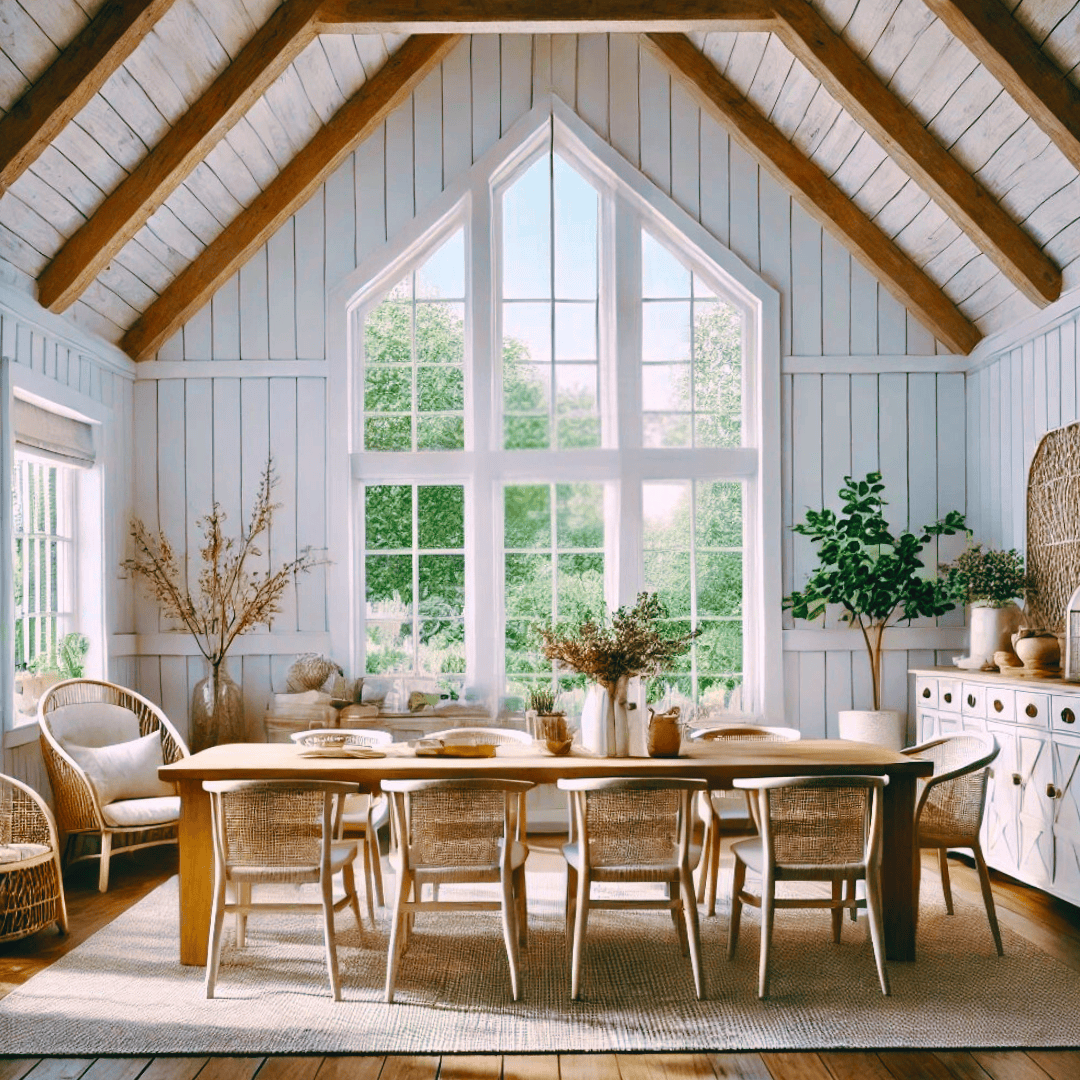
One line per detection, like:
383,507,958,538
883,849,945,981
38,0,324,314
315,0,777,33
772,0,1061,308
642,33,980,355
0,0,179,196
921,0,1080,175
122,34,461,361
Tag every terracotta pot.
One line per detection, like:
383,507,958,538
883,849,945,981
646,708,682,757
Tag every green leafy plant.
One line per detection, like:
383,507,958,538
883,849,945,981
28,632,89,679
527,687,559,714
536,592,699,693
939,542,1030,608
784,472,966,711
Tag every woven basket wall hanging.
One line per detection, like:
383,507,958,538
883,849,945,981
1027,420,1080,631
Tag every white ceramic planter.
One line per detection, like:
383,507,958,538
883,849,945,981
838,709,905,751
954,603,1023,670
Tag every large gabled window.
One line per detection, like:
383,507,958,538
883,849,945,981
336,103,780,723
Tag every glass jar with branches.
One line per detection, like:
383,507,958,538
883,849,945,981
122,460,325,751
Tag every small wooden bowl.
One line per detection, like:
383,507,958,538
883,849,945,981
546,738,574,756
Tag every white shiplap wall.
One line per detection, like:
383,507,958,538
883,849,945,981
132,35,967,739
965,301,1080,567
0,286,135,793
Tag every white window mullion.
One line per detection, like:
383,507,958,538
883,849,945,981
614,205,643,608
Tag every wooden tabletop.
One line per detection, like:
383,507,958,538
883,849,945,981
161,738,933,786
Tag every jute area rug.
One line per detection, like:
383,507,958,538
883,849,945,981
1,867,1078,1054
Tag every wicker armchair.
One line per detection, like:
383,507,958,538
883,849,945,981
729,775,890,999
557,777,708,1000
38,678,189,892
0,773,68,942
904,732,1003,955
291,728,393,923
690,724,801,916
381,777,534,1002
204,779,363,1000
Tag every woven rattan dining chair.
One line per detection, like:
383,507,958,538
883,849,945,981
39,678,189,892
0,773,68,942
381,777,534,1003
903,732,1003,956
729,774,889,999
690,724,801,916
203,779,364,1001
557,777,708,1000
290,728,392,923
424,726,532,905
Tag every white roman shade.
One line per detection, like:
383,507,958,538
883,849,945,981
13,397,95,469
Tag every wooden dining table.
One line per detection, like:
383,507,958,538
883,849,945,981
160,737,933,966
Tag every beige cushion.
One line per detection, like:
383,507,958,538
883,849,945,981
65,732,175,807
101,795,180,828
50,702,141,748
0,842,50,865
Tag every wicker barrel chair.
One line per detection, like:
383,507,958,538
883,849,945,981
39,678,189,892
0,773,68,942
690,724,801,916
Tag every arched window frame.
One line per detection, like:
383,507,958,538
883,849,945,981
328,96,782,723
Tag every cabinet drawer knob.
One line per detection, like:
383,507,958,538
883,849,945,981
967,693,977,707
943,692,953,703
993,699,1004,713
1012,773,1022,785
1063,708,1076,724
1047,784,1062,799
922,687,931,698
1025,703,1039,718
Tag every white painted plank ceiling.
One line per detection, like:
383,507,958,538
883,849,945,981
0,0,1078,351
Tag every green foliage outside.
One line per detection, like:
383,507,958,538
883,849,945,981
359,250,747,712
28,632,89,679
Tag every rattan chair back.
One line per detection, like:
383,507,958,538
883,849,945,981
691,724,801,743
905,733,998,846
761,779,876,868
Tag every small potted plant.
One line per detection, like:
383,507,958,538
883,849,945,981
939,543,1030,671
536,592,698,756
785,472,966,749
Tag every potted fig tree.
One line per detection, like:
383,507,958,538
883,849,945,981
784,472,966,749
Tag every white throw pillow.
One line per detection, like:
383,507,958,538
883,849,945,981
49,702,141,748
65,732,175,807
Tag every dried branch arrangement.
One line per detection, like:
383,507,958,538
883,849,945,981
536,592,698,689
122,459,324,668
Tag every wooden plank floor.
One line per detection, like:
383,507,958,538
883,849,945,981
3,838,1080,1079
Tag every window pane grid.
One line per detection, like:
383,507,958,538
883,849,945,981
644,479,743,711
13,457,73,673
502,154,600,451
363,483,466,702
363,233,465,453
503,481,604,710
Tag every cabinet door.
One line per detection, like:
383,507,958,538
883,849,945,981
1052,735,1080,906
917,710,939,743
985,723,1020,877
1016,727,1055,888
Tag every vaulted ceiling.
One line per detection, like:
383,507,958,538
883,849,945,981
0,0,1077,360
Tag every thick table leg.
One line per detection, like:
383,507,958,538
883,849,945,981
178,778,213,966
880,772,919,962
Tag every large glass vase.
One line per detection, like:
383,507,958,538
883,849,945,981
190,659,244,752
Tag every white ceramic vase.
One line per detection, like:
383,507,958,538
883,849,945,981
837,709,905,751
579,675,632,756
954,603,1023,671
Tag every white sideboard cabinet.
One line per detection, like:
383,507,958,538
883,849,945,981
911,667,1080,907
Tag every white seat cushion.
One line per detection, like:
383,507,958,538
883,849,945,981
50,703,141,748
0,842,50,865
65,732,175,806
101,795,180,828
